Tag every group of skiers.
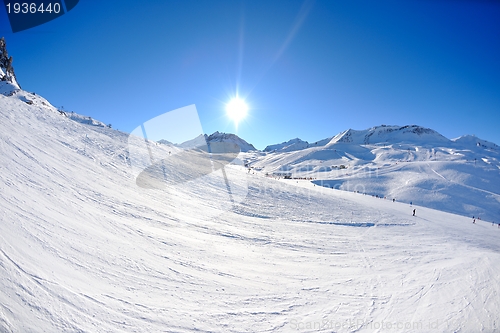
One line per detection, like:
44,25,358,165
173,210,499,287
410,212,499,227
375,198,499,227
471,216,500,228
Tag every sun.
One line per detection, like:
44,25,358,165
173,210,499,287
226,97,248,126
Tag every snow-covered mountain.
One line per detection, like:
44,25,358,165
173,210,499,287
247,125,500,221
159,131,256,152
262,125,459,153
263,137,331,153
452,134,500,150
264,138,309,152
328,125,450,146
205,131,256,152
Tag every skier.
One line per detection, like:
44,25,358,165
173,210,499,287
473,218,476,224
412,209,416,216
393,198,395,202
410,201,412,206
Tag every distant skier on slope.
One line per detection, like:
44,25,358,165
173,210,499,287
412,209,416,216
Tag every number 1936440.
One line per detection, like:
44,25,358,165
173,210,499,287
6,2,61,14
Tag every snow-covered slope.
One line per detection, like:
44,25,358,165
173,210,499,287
248,125,500,221
453,134,500,150
1,89,500,332
328,125,450,146
65,111,109,128
0,80,18,96
1,85,54,109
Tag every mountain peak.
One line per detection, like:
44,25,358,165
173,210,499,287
0,37,20,91
205,131,256,152
264,137,309,152
328,125,449,146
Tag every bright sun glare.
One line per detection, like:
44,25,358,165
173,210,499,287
226,97,248,126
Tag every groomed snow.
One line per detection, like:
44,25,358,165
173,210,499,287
1,94,500,332
248,128,500,222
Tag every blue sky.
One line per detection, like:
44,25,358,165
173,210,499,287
1,0,499,149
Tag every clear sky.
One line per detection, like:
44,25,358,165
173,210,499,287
1,0,499,150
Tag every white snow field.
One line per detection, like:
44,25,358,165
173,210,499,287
1,91,500,333
249,126,500,222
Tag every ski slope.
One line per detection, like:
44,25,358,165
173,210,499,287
247,126,500,222
1,93,500,332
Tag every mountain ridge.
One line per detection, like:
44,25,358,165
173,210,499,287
1,39,498,222
245,123,500,221
263,125,498,154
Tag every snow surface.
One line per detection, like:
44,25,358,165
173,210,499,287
1,93,500,332
0,67,20,97
248,125,500,222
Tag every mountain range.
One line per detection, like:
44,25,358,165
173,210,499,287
263,124,498,153
244,125,500,221
2,64,498,221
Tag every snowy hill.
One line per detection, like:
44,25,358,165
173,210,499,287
452,134,500,150
1,91,500,332
65,111,109,128
1,86,500,332
247,125,500,221
328,125,450,146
